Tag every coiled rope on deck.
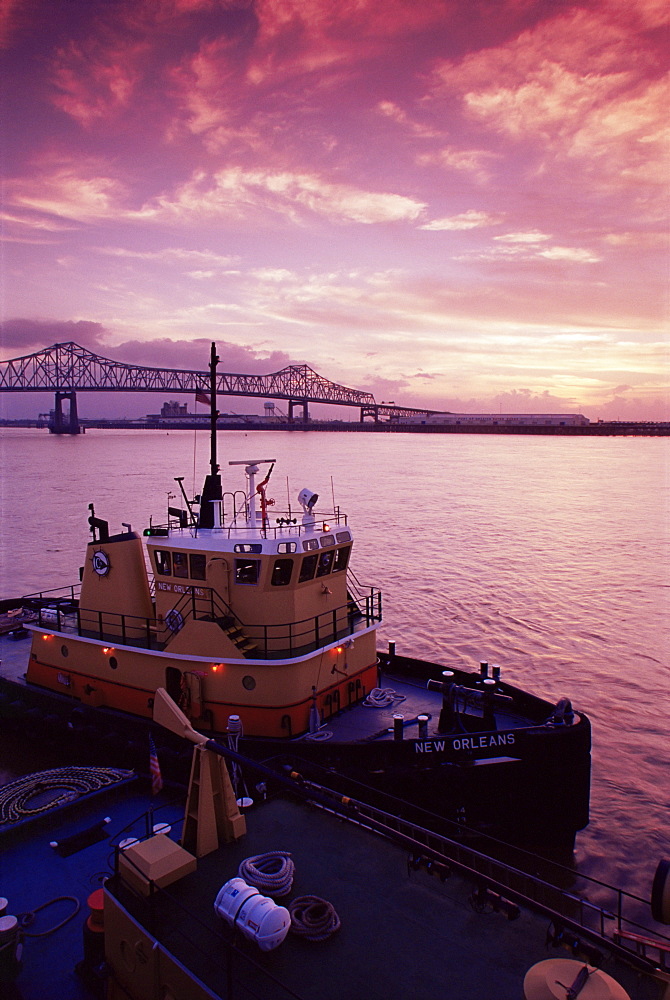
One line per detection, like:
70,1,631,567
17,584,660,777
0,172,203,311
18,896,81,937
238,851,295,897
362,687,406,708
289,896,341,941
0,767,132,824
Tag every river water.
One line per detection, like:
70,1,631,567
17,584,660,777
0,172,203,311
0,427,668,901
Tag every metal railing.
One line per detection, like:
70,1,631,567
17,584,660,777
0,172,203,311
24,579,382,659
316,792,669,975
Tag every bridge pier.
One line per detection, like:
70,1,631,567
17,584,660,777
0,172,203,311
288,400,309,423
50,391,80,434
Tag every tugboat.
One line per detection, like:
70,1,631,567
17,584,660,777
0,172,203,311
0,345,591,855
0,699,664,1000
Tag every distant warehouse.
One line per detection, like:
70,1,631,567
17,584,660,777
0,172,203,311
397,413,590,427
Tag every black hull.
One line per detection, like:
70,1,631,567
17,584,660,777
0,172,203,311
0,665,590,860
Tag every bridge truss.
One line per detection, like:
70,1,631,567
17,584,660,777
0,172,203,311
0,342,430,431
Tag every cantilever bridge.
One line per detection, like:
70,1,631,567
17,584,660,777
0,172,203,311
0,342,432,433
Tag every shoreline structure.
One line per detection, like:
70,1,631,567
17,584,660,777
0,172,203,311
1,417,668,436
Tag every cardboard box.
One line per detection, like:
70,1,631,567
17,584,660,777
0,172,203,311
118,835,197,896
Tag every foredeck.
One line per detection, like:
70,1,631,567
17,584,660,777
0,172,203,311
0,737,667,1000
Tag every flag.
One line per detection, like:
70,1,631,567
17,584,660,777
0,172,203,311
149,735,163,796
195,391,211,406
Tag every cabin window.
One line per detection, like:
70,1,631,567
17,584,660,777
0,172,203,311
277,541,297,554
155,550,172,575
173,552,189,579
320,534,335,547
299,553,318,582
235,559,260,585
271,558,294,587
316,551,334,577
332,545,350,573
189,554,207,580
336,531,351,543
302,538,319,551
234,543,262,553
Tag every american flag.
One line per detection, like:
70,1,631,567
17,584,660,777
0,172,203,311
195,391,211,406
149,735,163,796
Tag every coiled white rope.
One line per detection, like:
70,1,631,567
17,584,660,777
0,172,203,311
289,895,341,941
362,687,406,708
303,728,333,741
0,767,132,824
238,851,295,897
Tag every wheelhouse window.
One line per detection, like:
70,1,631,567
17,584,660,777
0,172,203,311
336,531,351,543
332,545,350,573
234,543,262,553
316,551,334,577
271,558,294,587
302,538,319,551
299,553,318,582
189,553,207,580
235,559,260,585
277,541,297,554
320,534,335,547
155,550,172,575
173,552,189,579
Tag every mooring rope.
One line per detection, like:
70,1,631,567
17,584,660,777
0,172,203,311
362,687,406,708
289,895,341,941
302,729,333,741
238,851,295,897
0,767,132,824
17,896,81,937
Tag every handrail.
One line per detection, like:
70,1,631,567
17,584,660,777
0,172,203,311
152,506,349,539
27,582,382,657
111,749,669,983
273,771,669,976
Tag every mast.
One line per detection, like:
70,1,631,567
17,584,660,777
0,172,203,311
209,342,219,479
197,343,222,529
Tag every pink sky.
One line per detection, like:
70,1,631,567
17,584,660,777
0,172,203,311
1,0,668,420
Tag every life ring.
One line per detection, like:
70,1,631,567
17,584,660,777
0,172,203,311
165,609,184,633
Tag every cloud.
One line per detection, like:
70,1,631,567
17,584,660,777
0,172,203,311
6,161,127,222
140,167,427,225
98,246,239,268
376,101,442,139
0,0,25,48
416,147,498,184
248,0,450,85
455,240,601,264
51,36,148,127
426,4,669,197
109,336,293,374
0,318,108,355
538,246,601,263
420,210,503,231
494,231,551,244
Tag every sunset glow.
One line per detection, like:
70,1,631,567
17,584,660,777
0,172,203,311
1,0,668,419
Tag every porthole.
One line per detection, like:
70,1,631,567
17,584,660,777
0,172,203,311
61,645,69,657
109,656,118,670
242,675,256,691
